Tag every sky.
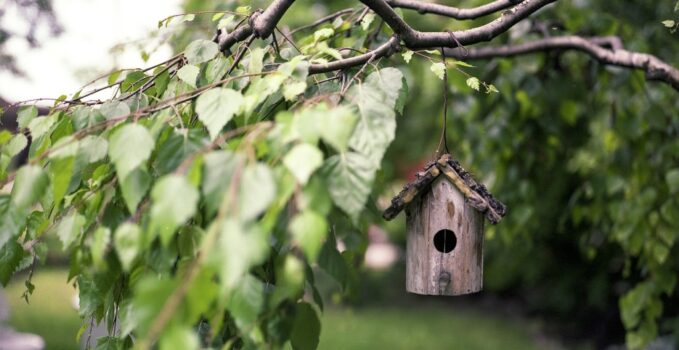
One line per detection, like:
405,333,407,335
0,0,182,102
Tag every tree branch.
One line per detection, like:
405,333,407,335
359,0,558,48
444,35,679,91
217,0,295,52
309,36,400,74
288,8,355,36
213,0,679,93
386,0,521,19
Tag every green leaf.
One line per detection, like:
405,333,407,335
249,48,266,75
239,163,276,221
242,74,287,115
120,71,148,93
55,95,67,105
290,211,328,261
184,267,219,322
283,143,323,185
227,274,265,327
318,232,347,286
82,136,109,163
108,124,154,180
195,88,244,140
3,133,28,157
292,108,322,145
11,165,49,212
124,277,176,337
184,39,218,65
212,12,225,21
27,114,57,139
0,241,28,286
56,213,85,250
114,222,141,271
202,150,243,217
466,77,481,91
620,282,651,330
100,101,130,120
107,70,122,85
204,55,229,83
347,68,405,167
176,64,200,88
665,168,679,193
271,255,304,306
17,106,38,129
361,13,375,31
212,219,269,293
236,6,250,14
91,227,110,269
217,15,235,30
322,153,375,219
49,156,75,207
299,177,332,215
152,129,204,175
652,242,669,264
154,70,171,96
95,336,124,350
485,83,499,94
179,13,196,24
72,107,105,131
120,167,151,213
0,130,11,145
314,28,334,42
47,136,78,160
159,325,199,350
0,196,26,250
452,60,474,68
290,302,321,350
278,56,310,79
283,81,307,101
402,50,414,64
320,106,358,152
150,175,199,245
77,275,105,317
430,62,446,80
49,135,108,161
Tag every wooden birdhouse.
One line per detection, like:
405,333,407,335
383,154,507,296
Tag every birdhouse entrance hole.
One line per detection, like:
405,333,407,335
433,229,456,253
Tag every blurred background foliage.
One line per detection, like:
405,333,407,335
174,0,679,347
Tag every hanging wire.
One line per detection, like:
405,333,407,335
435,30,468,159
435,46,450,157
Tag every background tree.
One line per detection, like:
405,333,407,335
0,0,678,349
0,0,62,76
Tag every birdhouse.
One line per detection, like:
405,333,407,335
383,154,507,296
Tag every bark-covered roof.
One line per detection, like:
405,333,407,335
382,154,507,224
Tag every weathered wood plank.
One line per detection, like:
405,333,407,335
406,177,483,296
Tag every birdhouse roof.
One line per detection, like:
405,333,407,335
383,154,507,224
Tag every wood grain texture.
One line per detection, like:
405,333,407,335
406,177,484,296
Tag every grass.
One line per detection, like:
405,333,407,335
4,269,82,350
319,306,540,350
4,270,542,350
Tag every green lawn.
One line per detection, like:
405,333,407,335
319,307,540,350
4,270,543,350
4,270,82,350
